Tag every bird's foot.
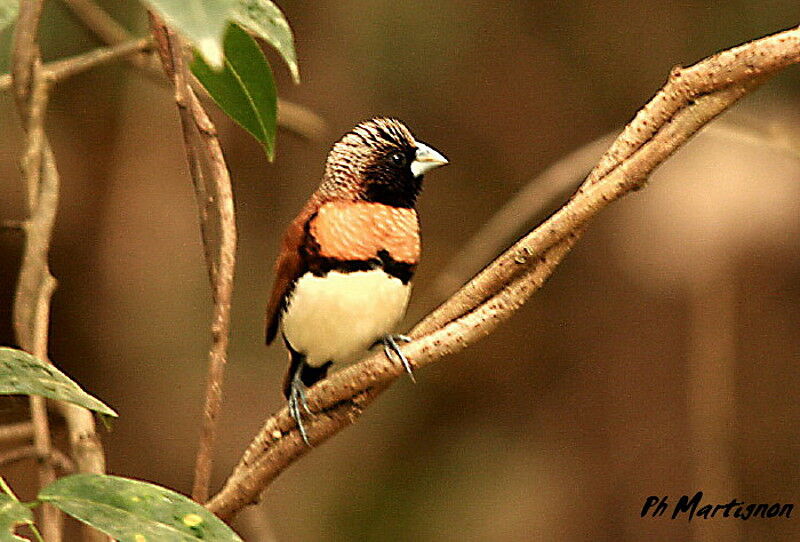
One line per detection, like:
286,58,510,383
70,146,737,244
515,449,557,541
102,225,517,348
288,378,312,446
376,334,415,383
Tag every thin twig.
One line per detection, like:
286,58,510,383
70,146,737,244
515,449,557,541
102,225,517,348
0,421,34,442
206,25,800,521
0,476,46,542
434,114,800,299
151,14,238,505
0,444,76,472
433,132,616,298
46,37,152,84
60,0,133,46
0,38,153,92
276,100,327,141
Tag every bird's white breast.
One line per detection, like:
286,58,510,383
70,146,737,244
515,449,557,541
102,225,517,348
282,269,411,367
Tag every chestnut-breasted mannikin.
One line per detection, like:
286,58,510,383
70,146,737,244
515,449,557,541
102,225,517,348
265,117,448,443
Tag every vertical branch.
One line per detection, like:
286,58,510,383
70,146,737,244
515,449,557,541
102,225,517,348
150,16,238,504
10,2,109,541
10,2,62,539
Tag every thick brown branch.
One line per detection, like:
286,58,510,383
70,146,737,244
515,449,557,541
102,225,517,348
150,15,238,505
208,235,579,519
416,27,800,336
433,132,616,297
206,25,800,521
433,115,800,299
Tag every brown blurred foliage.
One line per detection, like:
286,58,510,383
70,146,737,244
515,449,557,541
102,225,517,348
1,1,799,540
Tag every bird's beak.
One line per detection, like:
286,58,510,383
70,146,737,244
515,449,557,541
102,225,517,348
411,142,448,177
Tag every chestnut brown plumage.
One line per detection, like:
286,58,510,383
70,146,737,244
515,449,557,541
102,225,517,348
265,117,448,444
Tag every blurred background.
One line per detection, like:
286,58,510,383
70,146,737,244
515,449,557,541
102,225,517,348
1,1,799,540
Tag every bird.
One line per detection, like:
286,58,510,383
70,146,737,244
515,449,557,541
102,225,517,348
265,117,448,444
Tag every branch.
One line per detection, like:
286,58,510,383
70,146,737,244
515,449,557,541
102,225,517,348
61,0,326,140
0,421,34,443
60,0,133,47
431,112,800,299
276,100,327,141
10,2,110,541
10,1,62,538
0,445,75,473
432,132,616,298
150,15,238,505
0,38,153,92
208,235,578,518
206,25,800,521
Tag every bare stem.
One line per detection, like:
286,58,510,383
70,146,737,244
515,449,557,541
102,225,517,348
0,38,153,92
206,25,800,521
0,421,34,442
150,15,238,505
60,0,132,46
0,476,46,542
10,2,62,539
10,2,111,540
432,132,616,297
0,444,75,472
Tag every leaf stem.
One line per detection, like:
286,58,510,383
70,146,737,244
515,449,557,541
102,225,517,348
0,476,46,542
0,476,18,500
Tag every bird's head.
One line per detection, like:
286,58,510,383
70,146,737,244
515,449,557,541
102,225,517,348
324,117,448,208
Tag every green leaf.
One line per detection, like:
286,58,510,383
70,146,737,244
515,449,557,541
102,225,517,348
232,0,299,83
0,495,33,542
0,347,117,418
191,23,277,160
0,0,18,34
39,475,243,542
142,0,236,69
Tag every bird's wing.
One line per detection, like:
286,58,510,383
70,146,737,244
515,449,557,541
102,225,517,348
265,201,317,345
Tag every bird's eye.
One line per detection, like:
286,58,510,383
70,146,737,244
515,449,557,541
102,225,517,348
389,151,407,167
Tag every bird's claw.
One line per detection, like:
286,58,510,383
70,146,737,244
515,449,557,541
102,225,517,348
377,334,416,383
288,379,312,446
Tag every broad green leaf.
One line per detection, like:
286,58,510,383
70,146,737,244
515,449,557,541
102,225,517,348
0,347,117,417
233,0,299,82
0,0,18,34
191,23,277,160
0,495,33,542
39,475,243,542
142,0,236,69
